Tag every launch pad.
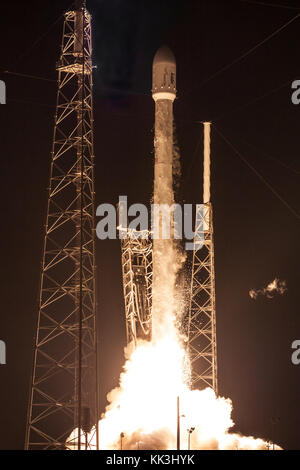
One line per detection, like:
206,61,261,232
25,1,218,451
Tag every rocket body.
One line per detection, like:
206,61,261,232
151,46,177,340
152,46,176,207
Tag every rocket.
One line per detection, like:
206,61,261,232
152,45,176,207
151,46,177,340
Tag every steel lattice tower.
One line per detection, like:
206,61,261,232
187,123,218,394
25,1,99,450
120,230,152,345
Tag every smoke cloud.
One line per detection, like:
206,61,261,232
249,278,287,300
67,337,281,450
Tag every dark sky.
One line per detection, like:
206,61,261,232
0,0,299,450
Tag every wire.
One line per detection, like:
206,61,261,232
7,98,55,108
6,1,75,70
212,76,294,122
2,71,56,83
237,0,300,10
213,125,300,220
225,131,300,176
183,11,300,97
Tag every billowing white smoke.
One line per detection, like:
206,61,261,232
249,278,287,300
68,336,280,450
98,338,276,450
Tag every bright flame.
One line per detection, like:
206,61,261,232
67,234,282,450
68,333,280,450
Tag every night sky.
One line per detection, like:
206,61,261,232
0,0,299,450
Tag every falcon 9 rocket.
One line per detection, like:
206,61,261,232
151,46,177,340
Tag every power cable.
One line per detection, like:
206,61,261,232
237,0,300,10
224,131,300,176
7,1,75,70
214,124,300,220
2,71,56,82
212,77,294,122
182,11,300,97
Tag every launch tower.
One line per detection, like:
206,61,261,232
25,1,99,449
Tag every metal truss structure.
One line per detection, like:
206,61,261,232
25,2,99,450
187,203,218,393
120,230,152,345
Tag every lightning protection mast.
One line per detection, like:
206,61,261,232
25,1,99,449
187,122,218,394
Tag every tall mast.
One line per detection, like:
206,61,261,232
187,122,218,393
25,2,99,449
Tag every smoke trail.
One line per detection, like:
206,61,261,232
249,278,287,300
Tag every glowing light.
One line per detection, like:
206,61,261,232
67,332,280,450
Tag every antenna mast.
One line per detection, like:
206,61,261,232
25,2,99,449
187,122,218,393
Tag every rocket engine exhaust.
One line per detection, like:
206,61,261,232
67,46,281,451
